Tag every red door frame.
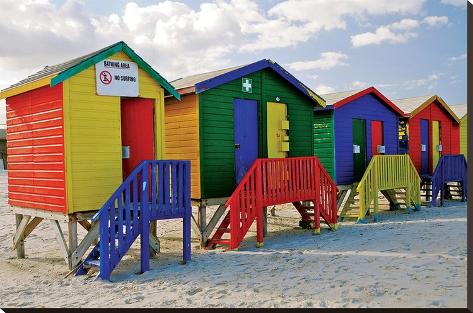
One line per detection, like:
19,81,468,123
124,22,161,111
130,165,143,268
120,98,155,180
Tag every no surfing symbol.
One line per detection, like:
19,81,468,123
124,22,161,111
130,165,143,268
99,70,112,85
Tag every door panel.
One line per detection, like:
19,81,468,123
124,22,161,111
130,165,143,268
420,119,429,175
371,120,383,156
353,119,366,182
267,102,289,158
234,99,258,184
432,120,441,172
121,98,155,180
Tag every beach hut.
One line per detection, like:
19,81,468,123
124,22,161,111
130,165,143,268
313,87,405,186
451,104,467,159
164,59,333,246
165,59,325,200
0,128,6,169
393,95,461,176
0,41,191,276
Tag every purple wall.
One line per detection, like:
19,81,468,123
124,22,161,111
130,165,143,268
334,93,400,185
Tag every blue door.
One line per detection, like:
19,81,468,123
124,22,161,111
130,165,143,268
420,119,429,175
234,99,259,184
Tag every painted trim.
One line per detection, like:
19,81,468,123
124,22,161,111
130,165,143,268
332,86,405,116
62,80,74,214
49,41,180,100
0,74,55,99
194,59,326,107
122,44,181,101
408,95,461,124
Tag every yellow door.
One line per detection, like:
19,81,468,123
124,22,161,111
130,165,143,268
267,102,289,158
432,121,441,171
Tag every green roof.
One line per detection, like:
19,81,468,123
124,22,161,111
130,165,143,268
3,41,180,100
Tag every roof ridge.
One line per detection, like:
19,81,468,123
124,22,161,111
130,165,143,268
171,63,247,83
392,94,434,101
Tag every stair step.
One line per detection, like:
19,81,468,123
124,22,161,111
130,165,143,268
84,259,100,268
208,239,231,246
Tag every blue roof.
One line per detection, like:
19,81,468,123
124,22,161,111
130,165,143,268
171,59,325,107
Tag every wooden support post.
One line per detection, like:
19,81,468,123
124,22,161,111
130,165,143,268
149,220,160,256
198,203,207,247
50,220,70,267
68,216,78,270
263,206,268,237
15,214,26,258
70,221,99,269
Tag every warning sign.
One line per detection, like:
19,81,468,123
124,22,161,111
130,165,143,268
95,59,139,96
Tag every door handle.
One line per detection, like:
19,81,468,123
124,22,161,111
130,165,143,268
235,144,240,149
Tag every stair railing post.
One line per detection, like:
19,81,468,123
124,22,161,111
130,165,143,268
255,160,264,247
313,161,321,234
99,208,111,280
140,162,150,274
183,161,192,262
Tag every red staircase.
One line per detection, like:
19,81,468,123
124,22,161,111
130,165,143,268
206,157,339,250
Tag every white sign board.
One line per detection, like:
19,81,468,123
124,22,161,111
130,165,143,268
377,145,385,154
96,59,139,97
353,145,360,154
421,144,427,152
437,144,443,152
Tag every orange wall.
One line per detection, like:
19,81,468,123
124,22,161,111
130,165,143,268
6,84,66,212
165,94,201,199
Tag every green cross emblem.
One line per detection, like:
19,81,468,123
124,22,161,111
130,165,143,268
242,78,252,93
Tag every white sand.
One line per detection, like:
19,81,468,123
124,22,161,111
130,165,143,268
0,170,466,308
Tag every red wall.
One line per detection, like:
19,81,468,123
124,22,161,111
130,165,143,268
6,84,66,212
408,99,460,175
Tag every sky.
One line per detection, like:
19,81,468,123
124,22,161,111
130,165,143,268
0,0,467,126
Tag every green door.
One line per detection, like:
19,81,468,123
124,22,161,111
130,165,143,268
353,119,367,182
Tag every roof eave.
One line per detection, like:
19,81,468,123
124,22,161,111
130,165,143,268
332,86,405,116
409,95,461,124
194,59,326,107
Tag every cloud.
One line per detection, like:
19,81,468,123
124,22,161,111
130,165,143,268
449,53,467,62
351,81,368,89
286,52,348,71
351,16,448,47
422,16,449,27
315,84,336,94
0,0,427,90
351,24,418,47
403,73,441,90
441,0,466,7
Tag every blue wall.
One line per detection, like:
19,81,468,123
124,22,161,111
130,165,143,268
334,93,400,185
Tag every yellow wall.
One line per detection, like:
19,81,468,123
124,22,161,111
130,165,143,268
63,51,166,213
460,116,468,159
165,94,201,199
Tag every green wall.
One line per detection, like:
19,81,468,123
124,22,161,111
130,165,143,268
313,110,335,180
198,69,315,199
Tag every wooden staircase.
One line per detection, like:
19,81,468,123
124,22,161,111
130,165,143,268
429,155,467,207
338,155,421,223
205,157,339,250
75,160,192,280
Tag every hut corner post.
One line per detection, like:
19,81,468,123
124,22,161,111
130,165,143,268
11,207,99,270
191,198,229,248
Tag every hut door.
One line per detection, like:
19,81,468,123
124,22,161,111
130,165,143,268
234,99,258,184
267,102,289,158
352,119,367,182
420,119,430,175
371,121,384,156
121,98,155,179
432,120,441,172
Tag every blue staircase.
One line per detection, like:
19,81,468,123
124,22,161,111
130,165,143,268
429,155,467,207
76,160,192,280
